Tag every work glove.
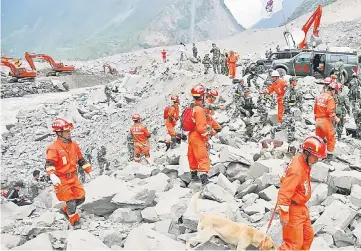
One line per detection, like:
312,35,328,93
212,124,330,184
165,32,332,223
50,173,61,186
334,116,340,123
278,209,289,226
219,105,225,110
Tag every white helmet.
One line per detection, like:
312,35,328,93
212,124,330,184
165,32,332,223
271,70,280,77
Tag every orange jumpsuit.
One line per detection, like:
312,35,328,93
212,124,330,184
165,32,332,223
46,138,92,225
227,54,238,79
277,154,313,250
188,100,210,173
130,122,151,162
165,104,180,141
204,98,222,136
262,79,287,123
314,91,337,152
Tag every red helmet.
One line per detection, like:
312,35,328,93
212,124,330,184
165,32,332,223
330,74,337,79
191,84,206,97
337,83,343,90
170,95,179,103
132,114,141,121
302,136,327,159
323,77,332,84
328,82,337,89
52,118,73,132
208,90,219,97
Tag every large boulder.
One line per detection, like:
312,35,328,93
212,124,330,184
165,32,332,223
328,171,361,192
307,183,328,207
0,234,22,249
202,183,234,203
112,187,156,209
311,162,332,183
313,200,357,235
80,176,128,216
67,230,110,250
216,173,237,196
12,233,52,250
247,159,285,180
219,145,252,166
142,173,170,194
109,208,143,223
124,224,184,250
258,185,278,202
350,184,361,208
166,149,180,165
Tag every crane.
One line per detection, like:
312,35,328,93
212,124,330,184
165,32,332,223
24,52,75,76
1,57,23,68
1,60,36,82
283,5,322,49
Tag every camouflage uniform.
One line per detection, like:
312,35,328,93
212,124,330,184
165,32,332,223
210,44,221,74
353,101,361,138
202,54,212,74
348,77,361,111
97,146,110,175
127,133,134,161
224,52,229,76
333,61,345,84
272,85,303,143
334,92,350,139
233,92,257,138
84,146,93,165
192,44,198,58
26,177,47,201
104,86,116,106
220,54,227,75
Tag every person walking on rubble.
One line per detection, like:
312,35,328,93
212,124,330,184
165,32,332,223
129,114,152,164
161,49,167,63
227,50,238,79
45,118,93,228
192,43,198,58
314,81,340,160
276,135,327,250
334,83,350,140
164,95,180,150
210,43,221,74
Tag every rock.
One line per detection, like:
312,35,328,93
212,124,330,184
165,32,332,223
333,228,354,247
37,211,56,226
153,219,172,235
229,119,245,131
261,173,281,187
313,200,357,235
81,176,128,216
194,237,229,250
219,145,251,166
12,233,52,250
258,185,278,202
99,229,125,248
178,154,191,184
321,194,347,207
307,183,328,207
166,149,180,164
124,94,137,103
143,173,170,193
67,230,110,250
112,188,156,209
208,163,226,177
5,124,15,131
328,171,361,192
33,187,63,209
248,212,264,223
236,180,258,199
162,165,179,174
214,113,230,125
244,201,265,215
109,208,143,223
225,162,249,182
11,205,36,220
128,162,152,179
124,224,184,250
202,183,234,203
0,202,19,220
350,184,361,208
0,234,22,249
352,224,361,246
247,159,285,180
266,219,283,246
242,193,259,207
318,233,334,247
311,162,332,182
310,237,332,250
216,173,237,196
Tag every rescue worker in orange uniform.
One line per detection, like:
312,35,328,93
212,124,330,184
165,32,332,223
260,70,288,123
130,114,152,164
165,95,180,148
204,89,223,136
227,50,238,79
314,82,340,158
188,84,211,185
276,135,327,250
46,118,92,228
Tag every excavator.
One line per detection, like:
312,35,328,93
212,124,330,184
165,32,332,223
1,60,36,82
103,63,119,75
1,57,23,68
24,52,75,76
284,5,322,49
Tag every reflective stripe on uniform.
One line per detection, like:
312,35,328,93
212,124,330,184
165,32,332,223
277,205,289,212
82,163,91,170
46,166,56,172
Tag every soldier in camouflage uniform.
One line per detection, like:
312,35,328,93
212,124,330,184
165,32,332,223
224,51,229,76
104,85,116,106
127,133,134,161
353,100,361,138
271,77,303,143
97,145,110,175
26,170,47,201
220,54,227,75
202,54,212,74
348,73,361,111
210,43,221,74
192,43,198,58
334,84,350,139
333,59,345,84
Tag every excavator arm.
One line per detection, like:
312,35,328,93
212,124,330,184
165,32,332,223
1,59,36,81
299,5,322,49
25,52,75,75
1,57,23,68
1,60,17,76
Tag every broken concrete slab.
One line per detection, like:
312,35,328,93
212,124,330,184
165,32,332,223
310,237,332,250
313,200,357,235
178,154,191,184
216,173,237,196
247,159,285,180
350,184,361,208
328,171,361,192
0,234,22,249
11,205,36,220
12,233,52,250
307,183,328,207
112,187,156,209
67,230,110,250
311,162,332,183
258,185,278,202
333,228,355,248
166,149,180,165
261,173,281,187
236,180,258,199
37,211,56,226
225,162,249,183
321,193,347,207
219,145,251,166
202,183,234,203
143,172,170,193
109,208,143,223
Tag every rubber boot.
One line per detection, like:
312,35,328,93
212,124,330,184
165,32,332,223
59,205,69,220
191,171,200,182
200,174,209,185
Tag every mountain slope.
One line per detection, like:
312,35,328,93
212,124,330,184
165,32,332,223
251,0,304,29
1,0,244,60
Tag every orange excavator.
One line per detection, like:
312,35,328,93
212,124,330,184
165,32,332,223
284,5,322,49
1,57,23,68
1,60,36,82
25,52,75,76
103,63,119,75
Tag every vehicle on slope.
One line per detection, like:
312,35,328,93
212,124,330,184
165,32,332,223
284,5,322,50
1,57,23,68
25,52,75,76
257,49,301,71
272,49,359,83
1,60,36,82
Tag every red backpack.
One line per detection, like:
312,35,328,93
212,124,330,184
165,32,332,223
181,104,202,131
163,106,171,119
